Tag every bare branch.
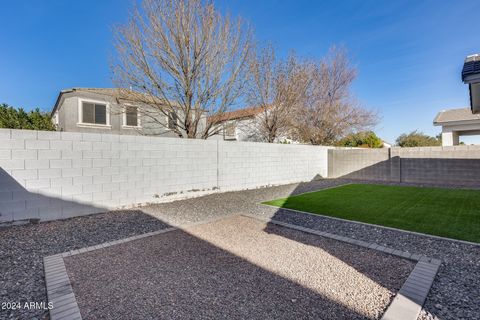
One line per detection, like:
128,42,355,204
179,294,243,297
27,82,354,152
246,45,309,143
292,46,378,145
112,0,252,138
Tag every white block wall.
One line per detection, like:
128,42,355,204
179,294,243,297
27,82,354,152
218,141,329,190
0,129,328,222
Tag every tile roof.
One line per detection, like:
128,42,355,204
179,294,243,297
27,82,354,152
52,87,165,115
433,107,480,124
208,106,267,124
70,88,163,103
71,87,126,96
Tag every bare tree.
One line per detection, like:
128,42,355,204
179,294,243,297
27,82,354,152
293,46,378,145
112,0,252,138
245,45,309,143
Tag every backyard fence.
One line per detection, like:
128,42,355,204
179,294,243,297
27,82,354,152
328,146,480,185
0,129,329,222
2,128,480,223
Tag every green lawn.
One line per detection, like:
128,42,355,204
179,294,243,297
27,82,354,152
263,184,480,243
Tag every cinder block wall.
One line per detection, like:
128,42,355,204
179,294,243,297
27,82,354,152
0,129,329,222
328,146,480,185
327,148,392,181
393,146,480,185
218,141,328,191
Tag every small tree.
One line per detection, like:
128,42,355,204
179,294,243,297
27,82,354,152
0,104,55,131
293,46,378,145
337,131,383,148
245,45,309,143
396,130,441,147
112,0,252,139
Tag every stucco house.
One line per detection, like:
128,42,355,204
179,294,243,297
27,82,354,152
208,106,264,141
208,106,297,143
51,88,206,137
434,54,480,146
51,88,291,142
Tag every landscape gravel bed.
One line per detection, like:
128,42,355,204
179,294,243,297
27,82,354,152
139,179,480,320
64,215,413,320
0,210,169,320
1,178,479,320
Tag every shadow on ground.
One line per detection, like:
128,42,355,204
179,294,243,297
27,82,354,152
63,214,407,320
264,175,480,320
0,173,436,320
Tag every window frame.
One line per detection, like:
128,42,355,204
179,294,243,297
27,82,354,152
224,121,236,138
77,98,111,128
52,111,59,126
166,112,178,130
122,104,141,129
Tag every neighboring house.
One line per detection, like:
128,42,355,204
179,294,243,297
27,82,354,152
434,108,480,146
51,88,206,137
208,106,297,143
434,54,480,146
208,106,264,141
382,140,392,148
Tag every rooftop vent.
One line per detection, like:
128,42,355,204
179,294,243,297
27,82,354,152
462,54,480,83
463,54,480,114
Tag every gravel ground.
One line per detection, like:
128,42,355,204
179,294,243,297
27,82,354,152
64,215,413,320
1,178,479,319
138,179,480,320
0,211,169,320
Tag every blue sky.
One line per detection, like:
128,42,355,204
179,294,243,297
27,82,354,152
1,0,479,143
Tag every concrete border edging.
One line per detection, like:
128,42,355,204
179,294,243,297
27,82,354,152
43,213,239,319
43,255,82,320
243,213,441,264
382,261,440,320
44,212,441,320
261,203,480,247
44,227,180,320
243,213,441,320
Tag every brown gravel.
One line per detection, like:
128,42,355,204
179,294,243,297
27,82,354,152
64,215,413,320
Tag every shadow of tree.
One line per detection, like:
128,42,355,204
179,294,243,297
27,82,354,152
0,167,434,319
0,168,372,319
263,175,454,319
63,217,375,320
0,168,107,222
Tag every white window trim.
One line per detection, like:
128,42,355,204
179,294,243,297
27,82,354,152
77,98,111,128
122,104,142,129
165,112,178,131
52,111,59,126
223,121,237,140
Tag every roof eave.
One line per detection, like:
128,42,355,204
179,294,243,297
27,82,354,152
463,73,480,84
432,111,444,125
50,88,76,117
434,118,480,126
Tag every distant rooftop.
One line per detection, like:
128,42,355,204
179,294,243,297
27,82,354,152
52,87,164,115
433,107,480,125
66,87,126,96
462,54,480,82
207,106,267,124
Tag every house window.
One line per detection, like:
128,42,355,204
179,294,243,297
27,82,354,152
225,122,236,136
124,106,139,127
81,102,107,125
167,112,178,129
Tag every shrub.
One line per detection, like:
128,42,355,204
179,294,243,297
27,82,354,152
337,131,384,148
0,103,56,131
396,130,441,147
